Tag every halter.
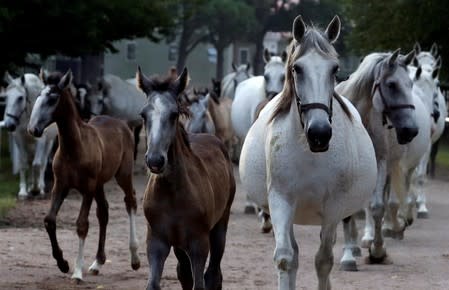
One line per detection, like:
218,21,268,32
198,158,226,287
294,86,333,128
5,86,30,124
372,69,415,127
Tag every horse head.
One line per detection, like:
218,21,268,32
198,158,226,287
28,70,73,137
263,49,287,100
371,49,418,144
283,15,341,152
3,72,28,132
137,66,189,174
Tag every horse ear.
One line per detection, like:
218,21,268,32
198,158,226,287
232,63,237,71
193,88,198,95
58,69,73,90
388,49,401,66
325,15,341,44
403,49,415,66
246,62,251,72
430,43,438,57
413,57,419,67
4,71,14,85
136,66,152,95
39,68,48,84
281,50,288,63
20,74,26,86
292,15,306,42
263,48,271,63
175,67,189,97
200,93,209,107
414,42,421,55
432,67,440,79
415,66,422,80
435,56,442,68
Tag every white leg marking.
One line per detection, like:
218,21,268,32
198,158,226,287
71,238,85,281
18,170,27,197
129,210,140,269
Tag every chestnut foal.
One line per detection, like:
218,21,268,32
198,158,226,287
137,67,235,290
28,70,140,281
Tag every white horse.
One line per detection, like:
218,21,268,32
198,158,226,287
335,49,423,261
221,63,252,100
185,90,215,134
2,72,57,198
232,49,287,139
240,15,377,290
89,74,146,159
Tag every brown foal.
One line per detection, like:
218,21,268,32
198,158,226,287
137,67,235,290
27,70,140,281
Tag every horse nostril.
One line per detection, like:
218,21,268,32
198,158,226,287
147,153,165,172
397,126,419,144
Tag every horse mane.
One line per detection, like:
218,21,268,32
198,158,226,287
336,53,389,105
270,27,339,121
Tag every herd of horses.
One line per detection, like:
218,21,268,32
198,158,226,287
0,14,447,290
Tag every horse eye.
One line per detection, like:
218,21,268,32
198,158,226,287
292,65,302,75
387,82,396,90
140,111,146,121
18,96,24,102
281,74,285,82
47,97,57,106
264,74,269,81
332,65,339,75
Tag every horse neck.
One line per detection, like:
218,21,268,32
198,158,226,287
55,90,85,154
166,123,194,178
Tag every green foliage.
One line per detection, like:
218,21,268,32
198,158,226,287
342,0,449,77
0,0,177,74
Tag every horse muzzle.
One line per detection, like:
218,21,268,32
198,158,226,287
3,118,17,132
145,153,166,174
396,126,418,145
306,122,332,153
28,126,43,138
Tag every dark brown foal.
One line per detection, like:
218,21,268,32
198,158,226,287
137,67,235,290
28,70,140,281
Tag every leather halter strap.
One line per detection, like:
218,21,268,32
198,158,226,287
5,87,30,123
295,88,333,128
372,77,415,127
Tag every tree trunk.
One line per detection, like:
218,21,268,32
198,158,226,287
253,31,265,76
176,25,190,73
216,45,225,80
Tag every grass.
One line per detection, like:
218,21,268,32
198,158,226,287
434,142,449,169
0,130,18,219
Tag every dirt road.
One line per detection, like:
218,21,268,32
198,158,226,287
1,161,449,290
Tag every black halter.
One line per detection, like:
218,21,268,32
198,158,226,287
372,73,415,128
294,87,333,128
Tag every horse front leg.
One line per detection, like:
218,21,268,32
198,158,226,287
340,216,359,272
88,187,108,275
369,160,388,263
44,184,70,273
315,222,337,290
186,236,209,290
146,236,171,290
361,207,374,248
269,191,298,290
71,194,94,282
18,169,27,198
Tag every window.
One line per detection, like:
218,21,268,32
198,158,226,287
239,48,249,65
126,41,136,61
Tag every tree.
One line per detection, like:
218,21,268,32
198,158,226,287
202,0,256,79
173,0,209,72
342,0,449,78
0,0,176,75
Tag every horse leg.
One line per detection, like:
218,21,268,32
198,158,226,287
204,208,231,290
361,207,374,248
340,216,359,272
187,236,209,290
115,166,140,270
415,154,430,219
88,187,109,275
428,140,439,178
258,208,272,233
11,133,28,198
316,223,337,290
369,161,388,263
71,194,94,282
268,192,298,290
133,124,142,160
146,237,171,290
44,185,70,273
174,248,193,290
18,169,27,198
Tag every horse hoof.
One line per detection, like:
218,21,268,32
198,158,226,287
244,205,256,215
88,268,99,276
360,239,372,249
131,260,141,271
367,248,387,264
71,277,83,284
340,260,358,272
57,259,70,273
352,246,362,257
417,212,429,219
